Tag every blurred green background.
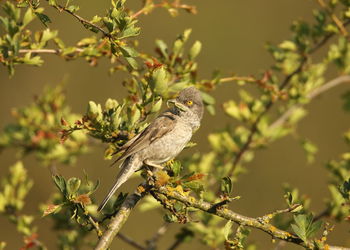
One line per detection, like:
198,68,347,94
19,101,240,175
1,0,350,249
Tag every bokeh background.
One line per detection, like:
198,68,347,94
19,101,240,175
1,0,350,249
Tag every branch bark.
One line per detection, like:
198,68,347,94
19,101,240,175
94,183,150,250
18,48,83,54
155,186,349,250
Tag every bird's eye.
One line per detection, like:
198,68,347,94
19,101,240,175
186,100,193,106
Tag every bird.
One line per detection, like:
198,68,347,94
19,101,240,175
97,86,204,211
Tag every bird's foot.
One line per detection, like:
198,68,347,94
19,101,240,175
165,159,175,167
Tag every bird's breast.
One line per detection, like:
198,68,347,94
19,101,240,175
138,121,192,164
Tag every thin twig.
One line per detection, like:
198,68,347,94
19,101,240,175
52,4,111,38
117,233,146,250
309,20,350,54
94,183,150,250
313,208,330,222
131,1,197,19
167,237,183,250
269,75,350,130
257,204,301,224
219,75,257,83
87,214,103,237
131,3,163,18
316,0,348,36
18,48,84,54
155,186,349,250
146,222,170,250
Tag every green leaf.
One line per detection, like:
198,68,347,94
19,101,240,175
105,98,119,110
168,82,188,92
20,53,43,66
151,67,169,95
339,178,350,200
35,12,51,27
308,220,323,239
169,161,182,176
67,177,81,195
67,5,80,13
291,221,307,242
164,213,178,223
48,0,57,6
291,214,322,242
119,26,140,39
201,91,215,105
150,97,162,113
40,29,58,45
53,175,67,195
301,139,318,163
223,100,240,120
223,220,233,240
87,101,103,121
189,40,202,60
221,176,233,194
182,181,204,195
125,57,138,69
155,39,169,59
23,8,35,27
119,45,139,57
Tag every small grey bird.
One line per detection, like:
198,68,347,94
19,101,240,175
97,87,204,211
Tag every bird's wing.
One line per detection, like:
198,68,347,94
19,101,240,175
112,111,177,166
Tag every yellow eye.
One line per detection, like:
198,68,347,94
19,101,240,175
186,100,193,106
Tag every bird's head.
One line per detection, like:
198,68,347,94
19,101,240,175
167,87,204,120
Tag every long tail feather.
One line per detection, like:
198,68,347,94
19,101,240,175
98,157,139,211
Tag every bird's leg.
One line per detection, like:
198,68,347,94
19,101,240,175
144,159,164,169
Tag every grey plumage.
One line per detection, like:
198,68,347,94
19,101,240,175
98,87,204,211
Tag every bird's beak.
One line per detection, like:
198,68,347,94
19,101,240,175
167,99,188,111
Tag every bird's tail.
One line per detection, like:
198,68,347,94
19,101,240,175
97,157,140,211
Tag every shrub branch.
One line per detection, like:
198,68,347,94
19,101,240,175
269,75,350,130
155,186,349,250
94,183,150,250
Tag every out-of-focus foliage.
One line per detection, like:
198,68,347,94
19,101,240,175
0,161,46,249
1,0,350,249
325,130,350,221
40,174,102,249
0,84,87,165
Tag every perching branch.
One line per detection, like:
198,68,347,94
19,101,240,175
269,75,350,130
94,183,150,250
155,186,349,250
